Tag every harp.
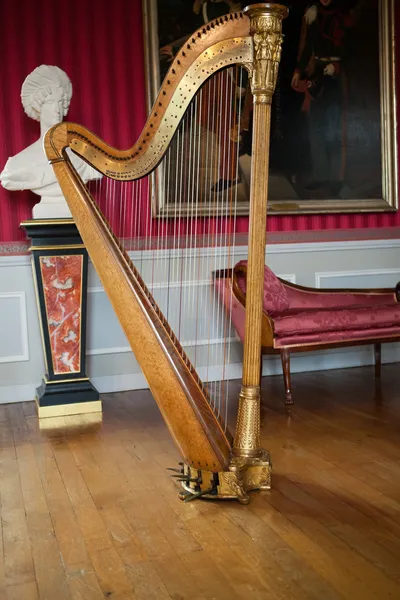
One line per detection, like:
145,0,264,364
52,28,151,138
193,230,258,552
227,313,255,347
44,3,288,504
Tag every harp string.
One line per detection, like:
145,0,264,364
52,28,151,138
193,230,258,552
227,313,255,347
193,91,202,370
225,66,242,428
205,72,218,401
206,73,216,402
86,67,243,430
187,95,196,367
214,68,226,418
224,65,236,422
185,98,194,352
226,66,242,428
164,131,172,323
221,66,233,419
219,68,231,423
215,67,228,418
177,118,185,341
193,92,201,365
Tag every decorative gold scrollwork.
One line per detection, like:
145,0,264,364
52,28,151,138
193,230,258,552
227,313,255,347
233,385,261,456
244,4,288,103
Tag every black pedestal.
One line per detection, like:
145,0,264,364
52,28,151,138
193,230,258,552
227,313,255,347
21,218,101,419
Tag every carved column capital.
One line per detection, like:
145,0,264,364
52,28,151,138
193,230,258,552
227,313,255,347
244,3,288,103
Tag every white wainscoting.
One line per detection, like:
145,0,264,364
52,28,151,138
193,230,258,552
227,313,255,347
0,254,45,404
0,292,29,363
315,268,400,289
1,237,399,403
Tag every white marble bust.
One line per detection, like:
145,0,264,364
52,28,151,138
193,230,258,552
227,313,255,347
0,65,101,219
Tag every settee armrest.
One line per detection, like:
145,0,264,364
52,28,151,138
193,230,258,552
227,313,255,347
213,268,275,347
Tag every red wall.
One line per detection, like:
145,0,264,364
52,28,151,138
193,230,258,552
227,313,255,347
0,0,146,242
0,0,398,243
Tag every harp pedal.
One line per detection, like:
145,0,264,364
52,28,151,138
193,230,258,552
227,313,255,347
175,451,272,504
168,465,202,486
178,487,214,503
166,462,184,471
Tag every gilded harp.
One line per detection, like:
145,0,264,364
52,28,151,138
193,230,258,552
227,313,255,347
44,4,288,504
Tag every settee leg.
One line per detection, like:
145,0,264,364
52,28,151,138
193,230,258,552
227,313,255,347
374,343,382,378
281,349,293,407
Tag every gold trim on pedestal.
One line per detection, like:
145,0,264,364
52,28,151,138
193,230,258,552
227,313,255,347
44,376,89,385
35,398,102,419
37,411,103,432
21,218,75,227
30,244,85,251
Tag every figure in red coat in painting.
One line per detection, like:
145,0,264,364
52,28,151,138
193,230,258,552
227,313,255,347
291,0,355,197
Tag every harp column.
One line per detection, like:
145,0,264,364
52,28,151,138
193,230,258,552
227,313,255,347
232,5,288,461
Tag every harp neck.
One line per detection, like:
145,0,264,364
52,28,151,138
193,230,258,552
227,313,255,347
45,12,251,179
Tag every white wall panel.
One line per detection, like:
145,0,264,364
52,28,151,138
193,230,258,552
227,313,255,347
87,287,130,355
0,292,29,363
316,269,400,289
0,256,44,403
1,238,399,402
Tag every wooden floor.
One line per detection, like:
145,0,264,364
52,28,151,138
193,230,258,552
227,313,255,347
1,365,400,599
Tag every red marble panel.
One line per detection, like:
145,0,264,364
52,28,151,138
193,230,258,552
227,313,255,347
40,255,83,374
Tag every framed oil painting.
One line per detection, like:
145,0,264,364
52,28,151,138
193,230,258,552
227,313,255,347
142,0,397,216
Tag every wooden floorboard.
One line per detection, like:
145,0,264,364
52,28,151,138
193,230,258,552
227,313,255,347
1,364,400,598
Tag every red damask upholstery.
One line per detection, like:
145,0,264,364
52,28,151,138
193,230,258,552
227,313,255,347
275,326,400,348
285,284,395,310
272,304,400,337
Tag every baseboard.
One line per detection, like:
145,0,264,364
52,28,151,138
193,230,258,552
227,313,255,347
91,372,149,393
1,344,399,403
0,383,38,404
91,343,400,393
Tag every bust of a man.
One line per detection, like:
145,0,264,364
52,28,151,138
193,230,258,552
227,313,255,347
0,65,101,218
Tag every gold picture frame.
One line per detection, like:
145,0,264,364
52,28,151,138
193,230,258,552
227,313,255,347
142,0,397,216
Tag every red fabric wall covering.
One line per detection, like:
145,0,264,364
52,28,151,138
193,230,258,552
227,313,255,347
0,0,146,242
0,0,398,243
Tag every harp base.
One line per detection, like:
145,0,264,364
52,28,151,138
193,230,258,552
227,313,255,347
177,450,271,504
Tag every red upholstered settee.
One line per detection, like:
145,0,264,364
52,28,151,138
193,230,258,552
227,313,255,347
214,260,400,406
